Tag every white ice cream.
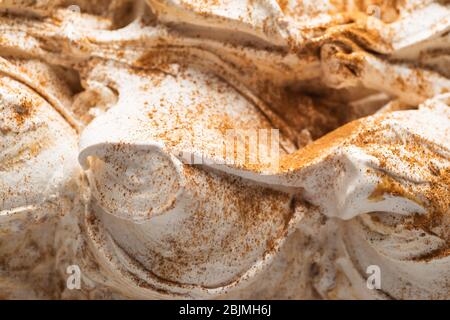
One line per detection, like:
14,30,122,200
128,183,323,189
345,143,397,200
0,58,80,298
0,0,448,300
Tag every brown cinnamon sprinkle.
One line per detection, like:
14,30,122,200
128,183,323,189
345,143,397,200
280,119,362,171
354,113,450,259
368,175,425,208
13,96,34,125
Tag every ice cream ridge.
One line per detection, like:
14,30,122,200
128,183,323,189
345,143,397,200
0,0,448,299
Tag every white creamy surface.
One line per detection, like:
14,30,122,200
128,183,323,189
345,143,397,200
0,62,79,221
0,58,80,298
76,59,449,297
0,0,448,300
77,62,301,297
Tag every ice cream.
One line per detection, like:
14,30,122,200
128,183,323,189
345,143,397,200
0,0,448,300
70,60,300,298
331,95,450,300
71,58,449,299
0,57,80,299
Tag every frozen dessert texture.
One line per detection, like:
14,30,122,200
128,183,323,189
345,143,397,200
0,0,448,299
0,57,80,298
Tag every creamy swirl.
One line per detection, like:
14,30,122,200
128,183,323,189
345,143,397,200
0,0,448,300
0,58,79,298
76,62,304,298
